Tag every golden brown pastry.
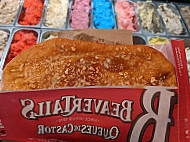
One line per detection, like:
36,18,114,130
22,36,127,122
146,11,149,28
2,38,177,91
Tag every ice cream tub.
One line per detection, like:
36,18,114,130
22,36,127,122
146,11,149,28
0,27,13,76
41,0,69,30
114,0,142,34
1,28,41,72
92,0,117,29
0,0,23,27
157,3,189,37
177,4,190,35
147,36,169,45
184,39,190,78
132,34,147,45
15,0,46,28
67,0,93,30
39,29,61,43
136,1,166,36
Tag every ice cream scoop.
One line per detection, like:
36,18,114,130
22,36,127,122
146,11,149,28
69,0,91,29
116,1,139,32
137,2,164,34
0,0,20,25
93,0,115,29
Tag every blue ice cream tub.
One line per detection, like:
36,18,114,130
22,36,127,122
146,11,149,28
92,0,117,29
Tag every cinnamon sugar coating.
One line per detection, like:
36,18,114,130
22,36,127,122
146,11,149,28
2,38,177,91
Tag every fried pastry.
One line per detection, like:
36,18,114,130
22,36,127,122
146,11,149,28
2,38,177,91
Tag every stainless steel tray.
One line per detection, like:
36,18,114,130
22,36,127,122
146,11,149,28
67,0,93,30
92,0,117,29
0,0,23,27
41,0,70,30
1,28,41,73
157,2,189,37
136,1,167,36
147,35,169,45
114,0,143,34
15,0,46,28
132,33,148,45
39,29,62,43
0,27,13,73
176,4,190,35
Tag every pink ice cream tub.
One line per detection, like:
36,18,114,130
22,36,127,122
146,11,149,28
68,0,92,30
115,0,141,33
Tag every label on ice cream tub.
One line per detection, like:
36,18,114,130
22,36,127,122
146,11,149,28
0,87,189,142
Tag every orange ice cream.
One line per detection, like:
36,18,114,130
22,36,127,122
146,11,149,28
7,30,37,63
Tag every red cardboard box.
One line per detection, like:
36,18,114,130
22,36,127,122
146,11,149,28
0,35,189,141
